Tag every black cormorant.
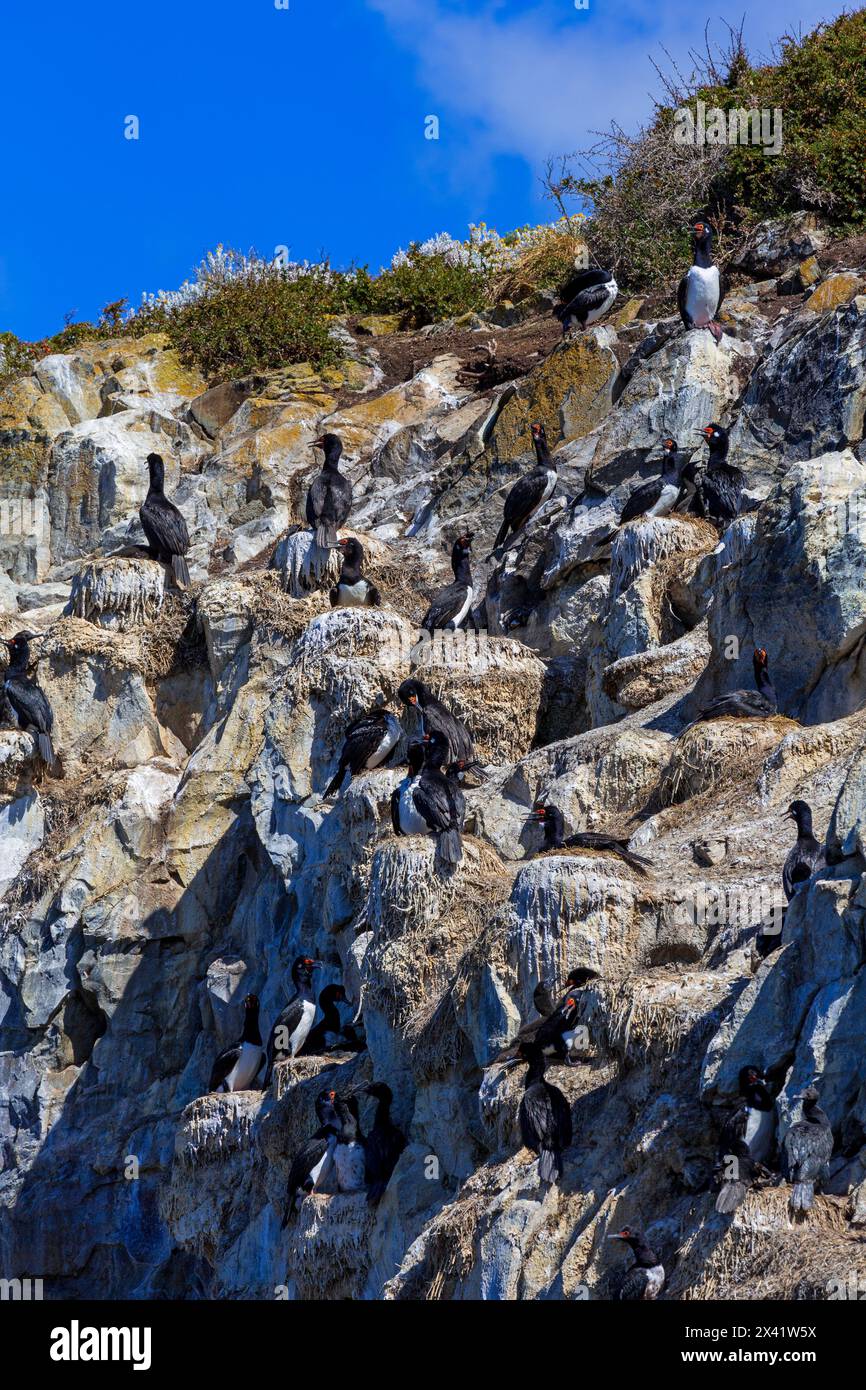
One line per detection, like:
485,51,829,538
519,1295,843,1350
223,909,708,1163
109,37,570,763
783,1085,834,1213
208,994,265,1094
306,433,352,549
421,533,474,633
363,1081,407,1204
693,648,777,722
139,453,191,586
487,423,557,557
3,631,55,766
526,802,651,874
510,1039,572,1183
783,801,826,901
324,708,401,797
397,678,475,764
329,537,380,607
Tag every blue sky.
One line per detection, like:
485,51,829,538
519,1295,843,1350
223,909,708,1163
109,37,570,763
0,0,850,340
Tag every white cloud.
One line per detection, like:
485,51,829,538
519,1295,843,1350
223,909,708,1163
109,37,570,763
366,0,848,178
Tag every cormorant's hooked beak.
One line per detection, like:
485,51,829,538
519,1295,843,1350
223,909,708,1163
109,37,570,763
312,435,327,449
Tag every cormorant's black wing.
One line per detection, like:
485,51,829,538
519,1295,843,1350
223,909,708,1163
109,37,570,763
696,690,775,722
391,785,403,835
703,464,745,521
716,269,728,317
784,1118,833,1182
425,698,475,763
564,831,652,874
619,478,663,525
344,716,389,772
558,268,608,304
421,581,469,633
676,273,691,329
565,282,615,322
267,997,304,1068
286,1129,333,1205
618,1266,649,1301
140,493,189,557
503,470,546,530
306,473,352,528
208,1043,241,1092
413,771,457,833
5,676,53,735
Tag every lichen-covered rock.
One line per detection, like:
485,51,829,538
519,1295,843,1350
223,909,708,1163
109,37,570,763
2,222,866,1304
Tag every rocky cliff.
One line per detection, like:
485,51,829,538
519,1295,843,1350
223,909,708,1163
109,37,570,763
2,216,866,1300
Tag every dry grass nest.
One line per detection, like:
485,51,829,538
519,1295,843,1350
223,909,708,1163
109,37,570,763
0,766,124,931
581,973,723,1076
361,835,511,1033
405,898,514,1078
657,715,797,809
673,1188,864,1300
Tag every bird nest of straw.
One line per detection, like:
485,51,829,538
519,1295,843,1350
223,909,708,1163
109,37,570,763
360,836,510,1031
671,1188,862,1300
285,1193,377,1299
658,716,796,808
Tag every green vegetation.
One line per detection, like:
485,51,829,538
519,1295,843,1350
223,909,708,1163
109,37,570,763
556,9,866,292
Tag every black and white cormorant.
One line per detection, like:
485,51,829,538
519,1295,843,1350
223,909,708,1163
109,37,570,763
594,438,685,547
300,984,349,1055
3,631,55,766
691,424,744,523
783,801,826,901
306,433,352,550
526,802,652,875
139,452,191,586
264,955,321,1085
714,1066,776,1213
783,1085,834,1213
390,738,463,864
397,678,476,764
693,647,777,722
509,1039,572,1183
677,221,725,341
554,267,618,333
421,533,474,633
608,1227,666,1300
334,1095,367,1193
363,1082,407,1204
324,707,402,797
208,993,265,1094
282,1087,340,1222
487,422,557,557
329,537,380,608
493,967,599,1066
